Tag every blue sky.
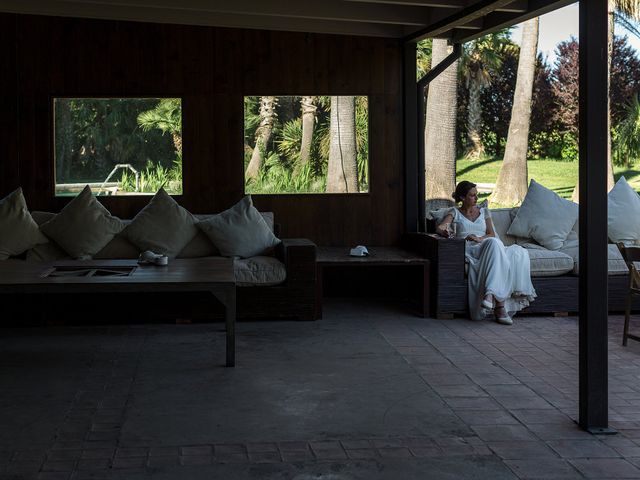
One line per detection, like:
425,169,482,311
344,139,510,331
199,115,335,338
512,3,640,65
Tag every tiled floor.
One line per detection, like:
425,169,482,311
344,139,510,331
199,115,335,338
2,298,640,479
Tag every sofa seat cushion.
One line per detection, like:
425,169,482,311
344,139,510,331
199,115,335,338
234,256,286,286
562,243,628,276
522,244,575,277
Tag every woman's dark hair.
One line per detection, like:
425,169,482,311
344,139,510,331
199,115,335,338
452,181,477,203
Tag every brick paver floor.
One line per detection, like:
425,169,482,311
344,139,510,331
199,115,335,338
1,299,640,479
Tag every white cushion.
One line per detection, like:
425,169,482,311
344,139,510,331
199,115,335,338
521,244,575,277
197,196,281,258
608,176,640,245
123,188,198,258
0,188,47,259
234,256,286,286
507,179,578,251
40,185,124,259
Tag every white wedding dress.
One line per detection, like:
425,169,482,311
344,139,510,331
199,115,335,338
451,207,537,321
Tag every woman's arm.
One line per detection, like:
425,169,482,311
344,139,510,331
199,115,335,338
484,217,496,239
436,213,454,237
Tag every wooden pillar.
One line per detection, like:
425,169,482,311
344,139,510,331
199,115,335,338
403,42,419,233
578,0,611,433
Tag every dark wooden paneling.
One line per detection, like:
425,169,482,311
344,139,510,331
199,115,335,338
0,13,404,247
0,14,19,195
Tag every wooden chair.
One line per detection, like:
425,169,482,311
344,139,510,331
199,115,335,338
617,243,640,345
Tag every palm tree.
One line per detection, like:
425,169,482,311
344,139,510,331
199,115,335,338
295,96,317,176
137,98,182,155
326,96,358,193
424,38,459,209
460,30,514,160
572,1,640,201
490,18,539,206
246,96,278,181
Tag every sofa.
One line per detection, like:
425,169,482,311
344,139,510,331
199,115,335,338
410,178,640,318
0,187,317,321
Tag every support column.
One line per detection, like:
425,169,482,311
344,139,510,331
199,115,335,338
404,42,419,233
578,0,610,433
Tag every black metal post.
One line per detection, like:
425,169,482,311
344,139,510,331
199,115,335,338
578,0,611,433
404,42,419,233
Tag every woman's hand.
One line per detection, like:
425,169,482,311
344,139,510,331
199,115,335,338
436,226,450,238
465,234,482,243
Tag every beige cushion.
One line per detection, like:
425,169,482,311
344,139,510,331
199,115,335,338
507,179,578,251
123,188,198,258
26,242,69,262
0,188,47,259
40,185,124,259
177,231,220,258
608,176,640,245
94,235,140,259
566,244,629,276
488,208,516,246
234,256,286,286
521,244,575,277
197,196,280,258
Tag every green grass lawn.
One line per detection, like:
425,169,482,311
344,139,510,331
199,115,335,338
456,157,640,205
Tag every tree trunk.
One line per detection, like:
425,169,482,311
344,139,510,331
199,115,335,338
466,76,485,160
425,38,459,210
296,96,316,175
55,98,74,183
490,18,539,206
571,3,616,202
246,96,277,181
326,96,358,193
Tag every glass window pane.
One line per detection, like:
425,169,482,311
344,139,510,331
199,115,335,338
244,95,369,194
54,98,183,196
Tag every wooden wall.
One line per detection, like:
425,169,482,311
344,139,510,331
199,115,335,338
0,13,404,246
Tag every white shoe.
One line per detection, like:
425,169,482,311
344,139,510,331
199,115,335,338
495,307,513,325
481,296,494,310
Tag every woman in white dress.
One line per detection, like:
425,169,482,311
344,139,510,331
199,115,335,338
436,181,536,325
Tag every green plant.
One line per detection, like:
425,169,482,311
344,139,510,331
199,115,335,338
119,159,182,194
613,93,640,167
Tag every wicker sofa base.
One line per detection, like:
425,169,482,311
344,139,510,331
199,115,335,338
403,233,638,318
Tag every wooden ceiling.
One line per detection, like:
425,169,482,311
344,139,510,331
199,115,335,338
0,0,574,41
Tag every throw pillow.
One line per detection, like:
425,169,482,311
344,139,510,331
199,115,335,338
123,188,198,258
608,176,640,245
197,196,281,258
0,187,47,260
40,185,124,259
507,179,578,250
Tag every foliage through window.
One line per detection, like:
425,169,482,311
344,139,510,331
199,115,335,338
54,98,182,196
244,96,369,194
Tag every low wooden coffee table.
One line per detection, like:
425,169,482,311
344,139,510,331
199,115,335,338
0,258,237,367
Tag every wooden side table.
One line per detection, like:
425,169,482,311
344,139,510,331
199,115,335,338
315,246,430,319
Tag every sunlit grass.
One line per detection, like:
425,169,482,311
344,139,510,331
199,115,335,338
456,157,640,205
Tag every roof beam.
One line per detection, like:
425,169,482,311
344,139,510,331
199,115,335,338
403,0,518,41
11,0,432,26
345,0,464,8
0,0,406,37
450,0,574,42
